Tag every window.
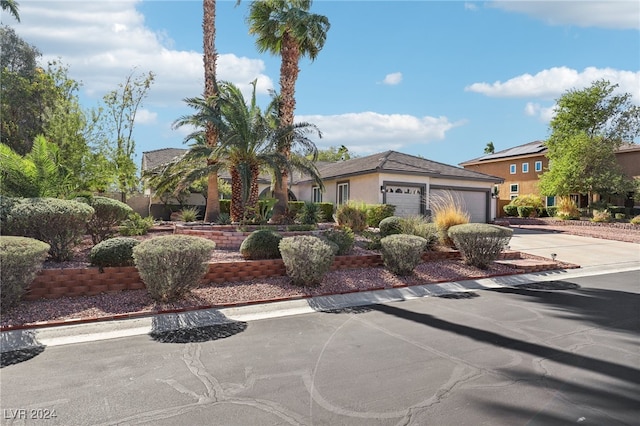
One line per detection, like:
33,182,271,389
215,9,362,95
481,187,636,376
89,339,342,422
510,194,518,200
522,163,529,173
510,184,519,193
337,182,349,205
509,164,516,174
546,196,555,207
535,161,543,172
312,186,322,203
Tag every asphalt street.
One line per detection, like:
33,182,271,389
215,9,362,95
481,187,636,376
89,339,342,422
1,271,638,426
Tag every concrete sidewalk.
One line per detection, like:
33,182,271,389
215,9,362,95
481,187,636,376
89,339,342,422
2,231,639,353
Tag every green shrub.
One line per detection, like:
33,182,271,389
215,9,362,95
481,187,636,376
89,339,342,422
335,202,367,232
119,212,154,236
82,196,133,244
517,205,535,218
316,202,334,223
279,236,335,286
630,215,640,225
510,194,544,210
0,236,50,310
380,234,428,276
361,229,382,250
503,204,518,217
219,199,231,215
591,209,612,223
546,206,558,217
379,216,403,237
448,223,513,269
240,229,282,260
90,237,140,269
287,201,305,218
298,201,321,225
399,216,438,250
322,226,355,255
133,235,216,302
7,198,94,261
366,204,396,227
0,195,22,233
216,212,232,225
614,213,625,220
176,206,200,222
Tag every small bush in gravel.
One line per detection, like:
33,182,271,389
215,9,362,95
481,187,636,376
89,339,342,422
297,201,322,225
240,229,282,260
503,204,518,217
82,196,133,244
90,237,140,269
366,204,396,228
379,216,403,237
546,206,558,217
7,198,94,261
631,215,640,225
176,206,200,222
119,212,154,236
322,226,354,255
448,223,513,269
591,209,612,223
380,234,428,276
335,202,367,232
431,192,470,247
516,205,536,218
0,236,50,310
400,218,439,250
279,236,336,286
133,235,216,302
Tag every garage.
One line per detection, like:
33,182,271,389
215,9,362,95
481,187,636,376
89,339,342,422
430,188,489,223
384,185,424,217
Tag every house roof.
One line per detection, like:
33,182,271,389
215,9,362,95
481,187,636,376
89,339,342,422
305,150,503,183
141,148,187,171
459,140,547,166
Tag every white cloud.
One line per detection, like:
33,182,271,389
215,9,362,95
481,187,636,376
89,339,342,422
490,0,640,30
465,67,640,103
382,72,403,86
135,109,158,125
297,112,464,155
524,102,555,122
464,2,479,12
14,1,274,106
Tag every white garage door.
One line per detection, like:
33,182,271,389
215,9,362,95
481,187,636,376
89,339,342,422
430,189,488,223
386,187,422,217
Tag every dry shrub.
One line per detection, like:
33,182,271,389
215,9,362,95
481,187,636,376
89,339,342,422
431,191,470,246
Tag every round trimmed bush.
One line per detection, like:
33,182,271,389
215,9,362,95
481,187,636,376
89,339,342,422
335,203,367,232
240,229,283,260
380,234,428,276
7,198,94,261
0,236,50,310
133,235,216,302
448,223,513,269
321,226,355,255
90,237,140,269
83,196,133,244
379,216,403,237
517,205,536,218
503,204,518,217
279,235,335,286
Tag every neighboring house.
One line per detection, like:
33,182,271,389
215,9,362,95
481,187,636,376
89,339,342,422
142,148,504,222
460,141,640,215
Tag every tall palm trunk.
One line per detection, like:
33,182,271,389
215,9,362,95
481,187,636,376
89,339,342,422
203,0,220,222
247,162,261,218
273,31,301,216
229,165,244,222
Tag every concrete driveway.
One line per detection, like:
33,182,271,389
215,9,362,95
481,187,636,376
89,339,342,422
508,228,640,272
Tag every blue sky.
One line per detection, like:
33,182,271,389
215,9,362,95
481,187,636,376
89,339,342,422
5,1,640,168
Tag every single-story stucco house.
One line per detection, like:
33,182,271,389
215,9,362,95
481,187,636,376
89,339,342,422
141,148,504,222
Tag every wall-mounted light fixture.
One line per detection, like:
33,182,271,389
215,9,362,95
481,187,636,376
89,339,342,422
380,186,385,193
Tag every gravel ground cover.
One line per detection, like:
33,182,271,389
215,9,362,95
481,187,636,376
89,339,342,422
2,222,636,329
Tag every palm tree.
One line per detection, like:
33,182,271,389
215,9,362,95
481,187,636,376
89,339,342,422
202,0,221,222
172,81,324,223
247,0,329,217
1,0,20,22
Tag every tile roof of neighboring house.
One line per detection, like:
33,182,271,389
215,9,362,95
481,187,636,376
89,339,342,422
141,148,187,171
304,150,503,183
459,140,546,166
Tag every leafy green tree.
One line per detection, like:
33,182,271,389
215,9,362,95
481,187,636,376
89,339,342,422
314,145,355,161
484,142,495,154
97,70,155,202
247,0,330,217
540,80,640,202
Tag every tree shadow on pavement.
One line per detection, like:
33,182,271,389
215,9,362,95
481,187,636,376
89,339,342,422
149,309,247,344
470,367,640,425
370,303,640,385
490,282,639,335
1,330,45,368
